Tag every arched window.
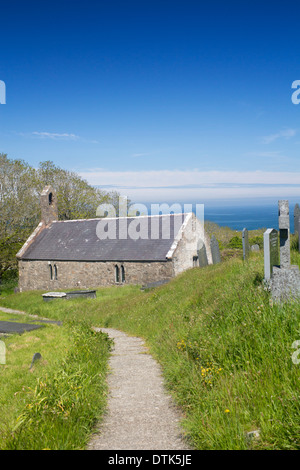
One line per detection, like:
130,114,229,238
54,264,58,280
121,265,125,283
49,192,53,206
115,265,120,283
49,264,53,280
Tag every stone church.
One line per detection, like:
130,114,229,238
17,186,212,291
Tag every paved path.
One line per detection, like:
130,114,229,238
0,306,50,321
88,328,190,450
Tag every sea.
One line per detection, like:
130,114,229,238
204,205,281,232
142,199,299,232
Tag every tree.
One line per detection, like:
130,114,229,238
37,161,121,220
0,155,126,282
0,153,40,280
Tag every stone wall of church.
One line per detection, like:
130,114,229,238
18,259,174,292
171,212,212,276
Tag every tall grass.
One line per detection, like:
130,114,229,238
1,321,112,450
1,252,300,449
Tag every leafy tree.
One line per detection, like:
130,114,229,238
0,153,40,280
0,155,125,282
37,161,120,220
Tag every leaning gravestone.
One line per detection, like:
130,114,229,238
210,235,221,264
242,228,250,261
30,352,42,370
294,204,300,236
197,240,208,267
264,229,279,280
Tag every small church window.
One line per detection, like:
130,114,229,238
121,265,125,283
49,264,53,280
115,265,120,283
49,192,53,206
54,264,58,280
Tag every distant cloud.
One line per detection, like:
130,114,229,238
262,128,297,144
17,131,99,144
32,131,79,140
78,168,300,202
131,153,151,158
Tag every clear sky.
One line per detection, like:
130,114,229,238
1,0,300,206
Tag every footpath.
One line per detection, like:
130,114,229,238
88,328,190,450
0,307,190,450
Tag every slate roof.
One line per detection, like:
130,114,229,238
20,214,187,262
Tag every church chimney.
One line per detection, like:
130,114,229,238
40,186,58,225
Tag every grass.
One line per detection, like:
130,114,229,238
0,313,72,446
1,248,300,449
0,312,111,449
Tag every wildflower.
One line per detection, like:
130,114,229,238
225,409,230,413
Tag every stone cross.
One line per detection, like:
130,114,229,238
278,200,290,268
294,203,300,236
242,228,250,261
210,235,221,264
264,229,279,280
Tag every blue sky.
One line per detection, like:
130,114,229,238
1,0,300,205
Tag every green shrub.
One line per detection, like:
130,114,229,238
0,269,18,295
228,236,243,249
249,235,263,249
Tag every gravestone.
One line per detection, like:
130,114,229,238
210,235,221,264
267,200,300,302
66,290,96,300
197,240,208,267
278,200,290,267
0,341,5,365
251,244,260,252
42,292,66,302
141,279,170,291
294,204,300,236
264,229,279,280
30,352,42,370
242,228,250,261
0,321,43,334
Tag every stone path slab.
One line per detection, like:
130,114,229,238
88,328,190,450
0,320,44,334
0,306,58,322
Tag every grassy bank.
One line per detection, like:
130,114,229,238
0,313,111,450
1,250,300,449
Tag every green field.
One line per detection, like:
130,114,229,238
0,243,300,449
